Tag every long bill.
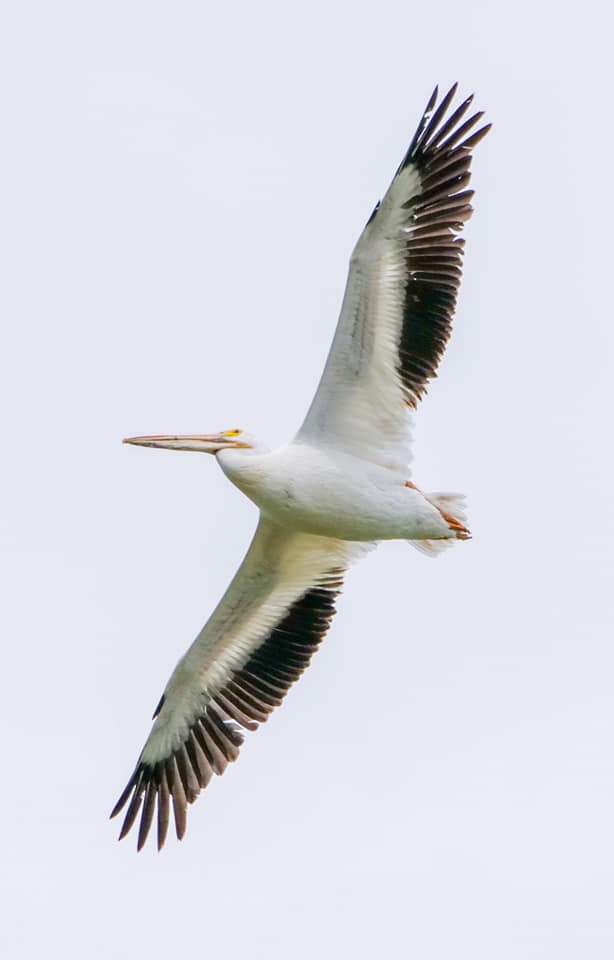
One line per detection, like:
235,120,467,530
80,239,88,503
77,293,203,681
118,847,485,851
123,432,250,453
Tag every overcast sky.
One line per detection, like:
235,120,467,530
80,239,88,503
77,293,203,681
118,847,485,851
2,2,613,958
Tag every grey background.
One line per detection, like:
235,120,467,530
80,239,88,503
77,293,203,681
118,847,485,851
2,1,613,957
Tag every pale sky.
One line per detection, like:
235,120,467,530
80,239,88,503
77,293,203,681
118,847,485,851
2,2,613,958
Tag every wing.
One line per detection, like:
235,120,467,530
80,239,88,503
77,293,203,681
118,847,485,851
297,84,490,472
111,518,372,850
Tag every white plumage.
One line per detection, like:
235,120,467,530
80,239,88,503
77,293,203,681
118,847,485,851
111,84,490,849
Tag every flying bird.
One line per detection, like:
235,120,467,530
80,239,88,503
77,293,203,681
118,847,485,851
112,84,490,850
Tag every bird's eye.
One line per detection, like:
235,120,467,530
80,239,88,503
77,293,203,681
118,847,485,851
222,429,242,437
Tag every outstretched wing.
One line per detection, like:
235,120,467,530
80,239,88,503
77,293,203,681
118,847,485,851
297,84,490,472
111,519,371,850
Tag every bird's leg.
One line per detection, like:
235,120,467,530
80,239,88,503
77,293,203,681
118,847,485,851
405,481,471,539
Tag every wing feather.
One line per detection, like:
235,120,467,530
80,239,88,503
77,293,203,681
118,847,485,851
111,519,370,849
297,84,490,472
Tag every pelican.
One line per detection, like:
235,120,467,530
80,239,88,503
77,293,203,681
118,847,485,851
111,84,490,850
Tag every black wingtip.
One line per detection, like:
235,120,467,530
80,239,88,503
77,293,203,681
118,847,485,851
109,772,137,820
118,792,143,840
152,693,165,720
402,85,440,168
426,85,439,114
462,122,492,149
439,82,459,112
136,781,156,851
401,84,481,174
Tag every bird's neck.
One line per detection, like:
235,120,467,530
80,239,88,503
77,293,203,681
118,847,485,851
216,445,270,500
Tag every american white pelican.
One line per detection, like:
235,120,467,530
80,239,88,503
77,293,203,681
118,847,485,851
112,84,490,850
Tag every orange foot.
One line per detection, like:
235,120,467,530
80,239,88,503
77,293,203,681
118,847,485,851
405,481,471,540
440,510,471,540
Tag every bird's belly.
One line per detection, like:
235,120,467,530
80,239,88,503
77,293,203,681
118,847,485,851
228,450,444,541
263,494,408,540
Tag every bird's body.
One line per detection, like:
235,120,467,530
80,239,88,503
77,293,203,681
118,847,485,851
112,84,490,850
218,443,451,542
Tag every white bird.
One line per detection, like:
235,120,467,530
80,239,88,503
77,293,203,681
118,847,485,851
111,83,490,850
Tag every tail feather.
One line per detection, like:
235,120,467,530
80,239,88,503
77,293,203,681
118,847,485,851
410,538,455,558
427,492,469,531
407,492,470,558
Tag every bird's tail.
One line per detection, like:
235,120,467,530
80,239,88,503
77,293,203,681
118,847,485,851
407,492,470,558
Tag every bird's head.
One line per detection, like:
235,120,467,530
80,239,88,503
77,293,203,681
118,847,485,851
123,428,254,455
